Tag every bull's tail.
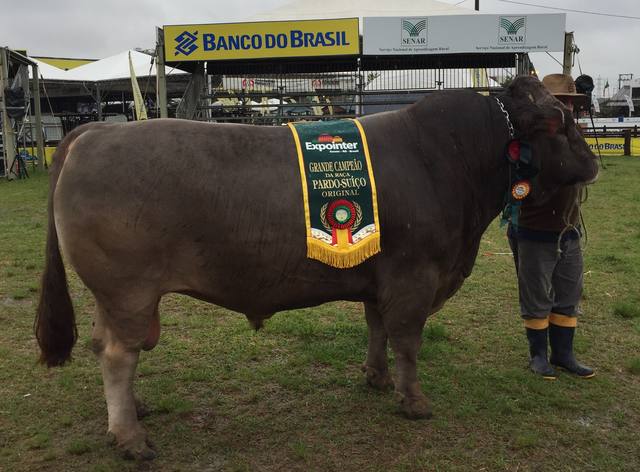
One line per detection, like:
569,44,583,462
34,127,90,367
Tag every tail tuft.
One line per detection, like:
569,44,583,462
35,241,77,366
34,133,81,367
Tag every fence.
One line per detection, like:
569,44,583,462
582,125,640,156
195,64,513,125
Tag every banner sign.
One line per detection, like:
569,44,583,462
585,138,640,157
632,138,640,157
164,19,359,61
288,119,381,268
363,14,565,55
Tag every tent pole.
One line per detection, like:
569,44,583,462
156,27,169,118
96,83,102,121
1,47,18,178
563,32,574,76
32,64,46,171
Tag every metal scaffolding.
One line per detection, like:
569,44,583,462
0,47,45,178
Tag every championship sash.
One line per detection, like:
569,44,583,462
288,119,381,268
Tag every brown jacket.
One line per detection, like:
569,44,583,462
519,185,581,233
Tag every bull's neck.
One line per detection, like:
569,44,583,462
480,96,516,230
408,93,512,235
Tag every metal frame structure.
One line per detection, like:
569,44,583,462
33,72,191,130
160,47,528,125
0,47,45,176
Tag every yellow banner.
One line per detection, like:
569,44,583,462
471,68,489,96
32,57,94,70
585,137,640,157
471,68,488,88
164,19,359,61
129,52,148,120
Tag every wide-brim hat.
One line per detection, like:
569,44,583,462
542,73,589,108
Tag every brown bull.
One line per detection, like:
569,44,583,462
35,76,598,459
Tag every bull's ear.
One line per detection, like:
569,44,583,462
506,75,554,104
514,104,566,137
544,107,565,135
546,117,562,135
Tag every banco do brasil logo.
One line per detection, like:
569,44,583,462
175,30,198,56
401,18,428,46
499,17,526,44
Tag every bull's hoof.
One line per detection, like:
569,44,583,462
362,365,394,391
399,395,433,420
121,441,156,461
135,397,151,419
108,430,157,461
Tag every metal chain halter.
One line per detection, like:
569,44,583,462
494,97,515,139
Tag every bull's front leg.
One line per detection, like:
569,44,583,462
388,328,432,419
362,302,394,390
382,296,432,419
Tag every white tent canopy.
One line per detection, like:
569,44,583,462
365,70,501,91
251,0,473,23
29,50,185,82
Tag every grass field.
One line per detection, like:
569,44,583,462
1,157,639,471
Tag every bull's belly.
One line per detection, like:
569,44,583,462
168,248,376,316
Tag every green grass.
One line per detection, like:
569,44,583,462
613,300,640,319
628,358,640,375
1,157,639,471
66,439,94,456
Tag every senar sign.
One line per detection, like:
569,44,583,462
164,19,360,61
363,14,566,55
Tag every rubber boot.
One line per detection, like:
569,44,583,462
549,316,595,378
525,327,557,380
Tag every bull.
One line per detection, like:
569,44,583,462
35,76,598,459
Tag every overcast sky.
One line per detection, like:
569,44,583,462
1,0,637,95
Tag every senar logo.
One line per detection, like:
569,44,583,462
499,17,526,44
401,18,428,46
175,31,199,56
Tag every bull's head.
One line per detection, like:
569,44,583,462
503,76,599,197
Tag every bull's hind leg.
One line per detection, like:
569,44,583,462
92,297,160,460
362,302,394,390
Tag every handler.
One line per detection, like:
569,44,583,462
508,73,595,380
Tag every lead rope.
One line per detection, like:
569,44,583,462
557,183,589,256
587,107,606,170
557,103,594,256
